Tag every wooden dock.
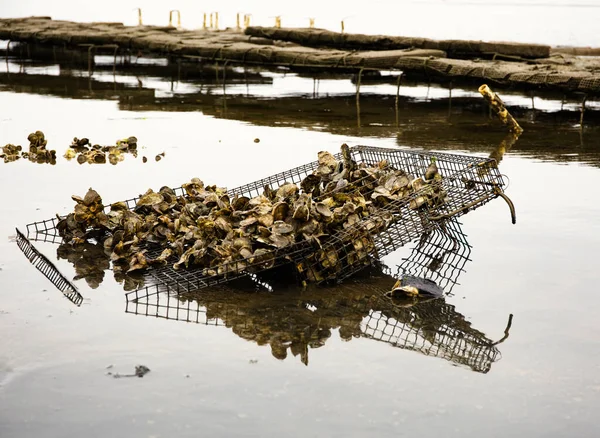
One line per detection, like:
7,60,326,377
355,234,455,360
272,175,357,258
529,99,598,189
1,16,600,96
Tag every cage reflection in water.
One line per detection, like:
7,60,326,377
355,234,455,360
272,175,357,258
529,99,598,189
126,218,512,372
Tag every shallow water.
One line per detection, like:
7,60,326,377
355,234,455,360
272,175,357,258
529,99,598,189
1,6,600,438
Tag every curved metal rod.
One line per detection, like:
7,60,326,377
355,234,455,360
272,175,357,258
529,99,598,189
494,188,516,224
492,314,514,346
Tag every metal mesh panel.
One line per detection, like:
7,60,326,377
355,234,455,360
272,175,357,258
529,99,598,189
15,228,83,306
23,145,504,295
394,216,471,294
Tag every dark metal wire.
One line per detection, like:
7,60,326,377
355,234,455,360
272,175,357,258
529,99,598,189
395,216,471,294
15,228,83,306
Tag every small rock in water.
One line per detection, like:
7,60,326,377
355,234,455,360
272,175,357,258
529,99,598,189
135,365,151,377
142,156,147,163
253,138,260,143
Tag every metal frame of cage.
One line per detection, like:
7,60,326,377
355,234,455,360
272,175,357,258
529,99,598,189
23,145,505,295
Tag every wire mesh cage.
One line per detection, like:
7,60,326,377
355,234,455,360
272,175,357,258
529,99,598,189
23,145,505,295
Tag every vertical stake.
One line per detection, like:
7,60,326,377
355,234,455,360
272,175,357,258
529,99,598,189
580,94,587,128
169,10,181,28
215,12,219,29
394,73,403,127
448,81,453,119
236,13,241,30
136,8,143,26
113,46,118,77
356,67,363,128
203,13,207,29
223,60,228,113
341,20,345,33
87,45,95,77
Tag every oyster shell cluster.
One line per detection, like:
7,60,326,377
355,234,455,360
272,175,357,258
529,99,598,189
64,136,142,165
1,131,57,164
57,144,446,282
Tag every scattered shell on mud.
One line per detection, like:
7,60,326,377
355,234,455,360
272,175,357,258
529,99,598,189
65,136,143,165
1,131,57,164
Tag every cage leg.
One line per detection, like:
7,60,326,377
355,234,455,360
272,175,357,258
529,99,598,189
494,188,516,225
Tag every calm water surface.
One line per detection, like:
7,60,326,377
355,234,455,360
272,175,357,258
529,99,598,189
1,2,600,437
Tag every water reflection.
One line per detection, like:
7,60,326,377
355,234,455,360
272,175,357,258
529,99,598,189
2,53,599,168
55,240,145,291
126,218,513,373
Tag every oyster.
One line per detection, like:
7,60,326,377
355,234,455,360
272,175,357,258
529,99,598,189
292,194,311,221
57,144,447,287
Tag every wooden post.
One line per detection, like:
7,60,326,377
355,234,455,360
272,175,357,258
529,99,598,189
236,13,241,30
394,73,403,127
215,12,219,29
356,68,363,128
169,10,181,28
478,84,523,134
448,82,452,119
203,13,207,29
580,94,587,128
136,8,143,26
309,18,315,28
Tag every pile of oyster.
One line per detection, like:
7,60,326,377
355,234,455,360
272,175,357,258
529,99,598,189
64,136,142,165
1,131,57,164
57,144,446,282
